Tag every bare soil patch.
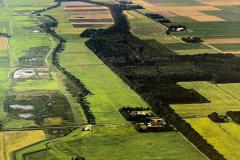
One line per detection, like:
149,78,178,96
62,1,98,7
70,13,112,19
72,11,111,15
69,18,113,23
72,22,114,28
203,38,240,44
63,1,113,28
64,8,109,12
0,37,8,50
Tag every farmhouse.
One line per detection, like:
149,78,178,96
147,118,167,127
168,25,187,32
182,37,202,43
130,110,152,117
119,107,173,132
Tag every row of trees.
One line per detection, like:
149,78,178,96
39,15,95,124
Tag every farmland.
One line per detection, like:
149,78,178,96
0,130,45,160
186,118,240,160
0,0,86,158
127,0,240,159
130,0,240,53
11,2,206,159
171,81,240,159
0,0,240,160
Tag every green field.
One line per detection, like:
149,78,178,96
1,0,240,159
171,82,240,117
13,3,206,159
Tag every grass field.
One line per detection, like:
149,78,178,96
2,0,240,159
12,3,206,159
17,126,204,160
0,0,80,159
171,82,240,117
13,79,59,92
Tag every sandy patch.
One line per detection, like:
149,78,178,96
0,37,8,50
203,38,240,44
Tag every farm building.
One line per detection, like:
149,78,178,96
148,118,167,128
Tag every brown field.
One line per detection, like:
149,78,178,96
72,22,114,28
63,1,113,28
63,8,109,12
69,18,113,23
200,0,240,6
56,28,86,35
62,1,97,7
0,130,45,160
0,37,8,50
203,38,240,44
72,11,111,15
174,10,225,22
70,13,112,19
133,0,225,21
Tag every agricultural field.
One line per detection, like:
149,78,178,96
62,1,114,28
187,118,240,160
0,0,88,158
132,0,240,54
1,0,240,159
171,81,240,159
12,1,206,160
0,130,45,160
130,0,240,158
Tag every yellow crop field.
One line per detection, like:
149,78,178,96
0,130,45,160
187,118,240,160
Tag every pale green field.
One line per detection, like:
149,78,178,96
171,82,240,117
13,79,59,92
